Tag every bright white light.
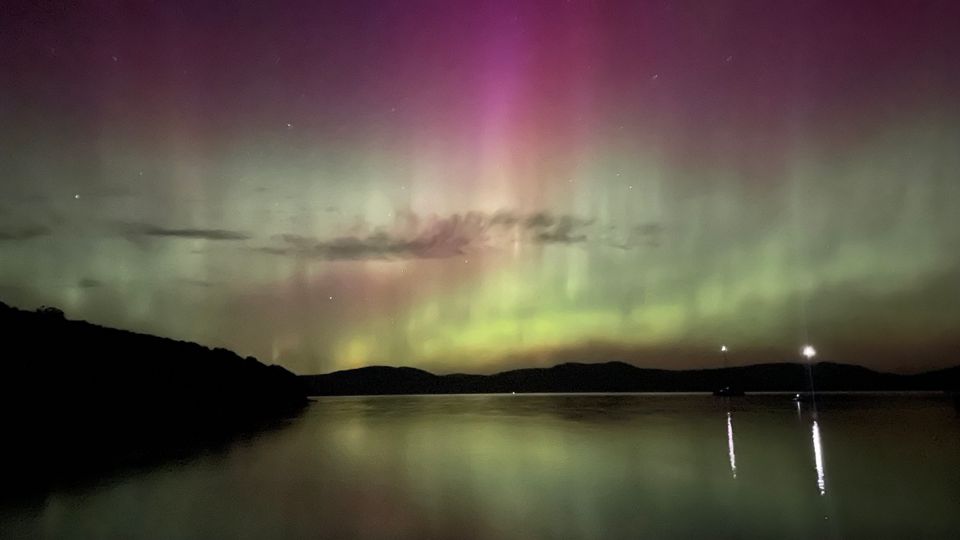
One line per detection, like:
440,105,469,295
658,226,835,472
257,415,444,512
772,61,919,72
812,420,826,495
727,412,737,479
721,345,728,353
802,345,817,360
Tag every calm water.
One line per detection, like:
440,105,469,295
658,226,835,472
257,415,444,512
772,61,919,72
3,394,959,539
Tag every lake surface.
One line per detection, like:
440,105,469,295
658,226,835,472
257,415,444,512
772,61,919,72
3,394,959,539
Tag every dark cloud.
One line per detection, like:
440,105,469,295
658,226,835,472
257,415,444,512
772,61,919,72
77,278,102,288
263,213,484,260
524,212,555,229
491,210,593,240
489,210,520,227
0,225,51,241
120,222,251,241
259,233,417,260
260,210,598,260
532,216,590,244
511,211,593,244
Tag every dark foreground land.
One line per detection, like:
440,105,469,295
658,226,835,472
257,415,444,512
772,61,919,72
0,301,307,492
302,360,960,396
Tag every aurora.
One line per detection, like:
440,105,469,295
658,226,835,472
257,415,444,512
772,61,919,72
1,0,958,375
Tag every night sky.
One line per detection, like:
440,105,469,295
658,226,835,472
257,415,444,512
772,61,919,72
2,1,959,375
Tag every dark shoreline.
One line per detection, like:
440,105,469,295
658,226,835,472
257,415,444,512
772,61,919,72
301,362,960,396
1,301,308,495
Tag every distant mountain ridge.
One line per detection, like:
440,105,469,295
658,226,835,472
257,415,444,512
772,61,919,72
0,300,307,491
301,361,960,396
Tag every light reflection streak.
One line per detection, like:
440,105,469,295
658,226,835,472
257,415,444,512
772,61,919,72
812,420,826,495
726,412,737,479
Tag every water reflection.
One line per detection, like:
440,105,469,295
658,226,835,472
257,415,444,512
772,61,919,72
726,411,737,479
3,395,959,539
812,420,826,495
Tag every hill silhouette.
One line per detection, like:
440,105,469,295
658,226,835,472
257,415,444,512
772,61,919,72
0,301,307,492
301,361,960,396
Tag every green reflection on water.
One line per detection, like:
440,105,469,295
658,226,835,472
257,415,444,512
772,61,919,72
2,395,959,539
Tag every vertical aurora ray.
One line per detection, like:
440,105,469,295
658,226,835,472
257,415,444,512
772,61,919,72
1,1,959,374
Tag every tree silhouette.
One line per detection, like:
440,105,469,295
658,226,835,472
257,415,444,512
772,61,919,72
35,306,65,319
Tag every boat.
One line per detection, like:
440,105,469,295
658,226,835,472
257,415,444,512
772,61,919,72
713,346,744,397
791,393,813,403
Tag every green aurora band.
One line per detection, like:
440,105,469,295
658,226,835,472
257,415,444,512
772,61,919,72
1,2,958,374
